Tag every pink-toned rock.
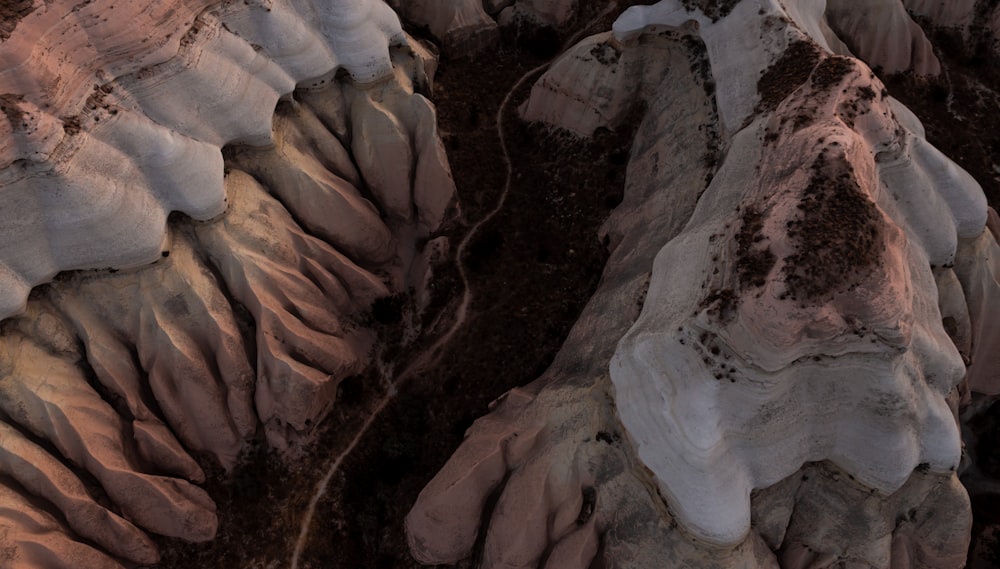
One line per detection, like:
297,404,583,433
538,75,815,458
410,2,983,567
0,2,458,565
0,334,218,543
0,482,129,569
387,0,498,52
194,170,387,447
954,221,1000,396
825,0,940,75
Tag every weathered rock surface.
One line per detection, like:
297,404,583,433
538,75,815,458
0,0,408,320
387,0,499,52
0,0,456,566
955,215,1000,397
1,0,998,567
388,0,583,53
409,0,997,566
824,0,940,75
903,0,1000,57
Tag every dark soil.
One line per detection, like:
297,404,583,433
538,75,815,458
735,206,775,289
782,151,882,303
882,19,1000,208
0,0,34,42
0,92,24,128
680,0,741,22
150,4,640,568
966,398,1000,565
756,41,821,114
810,55,855,92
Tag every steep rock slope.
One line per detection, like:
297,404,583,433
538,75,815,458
0,0,410,320
0,1,455,567
903,0,1000,57
408,0,998,567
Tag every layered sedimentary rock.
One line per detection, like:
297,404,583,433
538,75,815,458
409,0,999,566
0,1,455,566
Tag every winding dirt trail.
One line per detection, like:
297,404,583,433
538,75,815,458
288,6,617,567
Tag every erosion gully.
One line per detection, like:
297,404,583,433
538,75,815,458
152,3,638,568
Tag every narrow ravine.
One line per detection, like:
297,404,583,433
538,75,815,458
152,3,639,566
288,5,619,567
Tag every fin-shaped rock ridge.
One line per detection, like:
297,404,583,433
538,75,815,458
0,1,457,567
0,0,408,320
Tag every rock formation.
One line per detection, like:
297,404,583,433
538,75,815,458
387,0,583,53
903,0,1000,58
0,0,421,320
0,0,454,566
1,0,999,567
408,0,1000,567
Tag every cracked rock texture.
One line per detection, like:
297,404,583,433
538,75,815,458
409,0,999,567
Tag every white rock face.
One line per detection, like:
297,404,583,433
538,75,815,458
411,1,992,566
608,0,982,548
0,0,406,320
824,0,940,75
609,98,970,547
519,31,675,137
955,219,1000,396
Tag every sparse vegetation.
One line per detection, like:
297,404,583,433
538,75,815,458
810,56,855,91
735,206,776,289
680,0,741,22
782,151,882,303
0,93,24,128
699,287,739,322
756,41,821,114
884,17,1000,207
151,3,642,567
590,42,621,65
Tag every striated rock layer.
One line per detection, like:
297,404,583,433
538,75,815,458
0,0,456,567
387,0,585,54
409,0,998,567
0,0,409,320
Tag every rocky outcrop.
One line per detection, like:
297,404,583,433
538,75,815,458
824,0,940,75
386,0,499,53
387,0,584,54
518,30,677,137
0,0,456,566
903,0,1000,56
408,29,726,565
0,0,408,321
409,0,997,566
955,214,1000,397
